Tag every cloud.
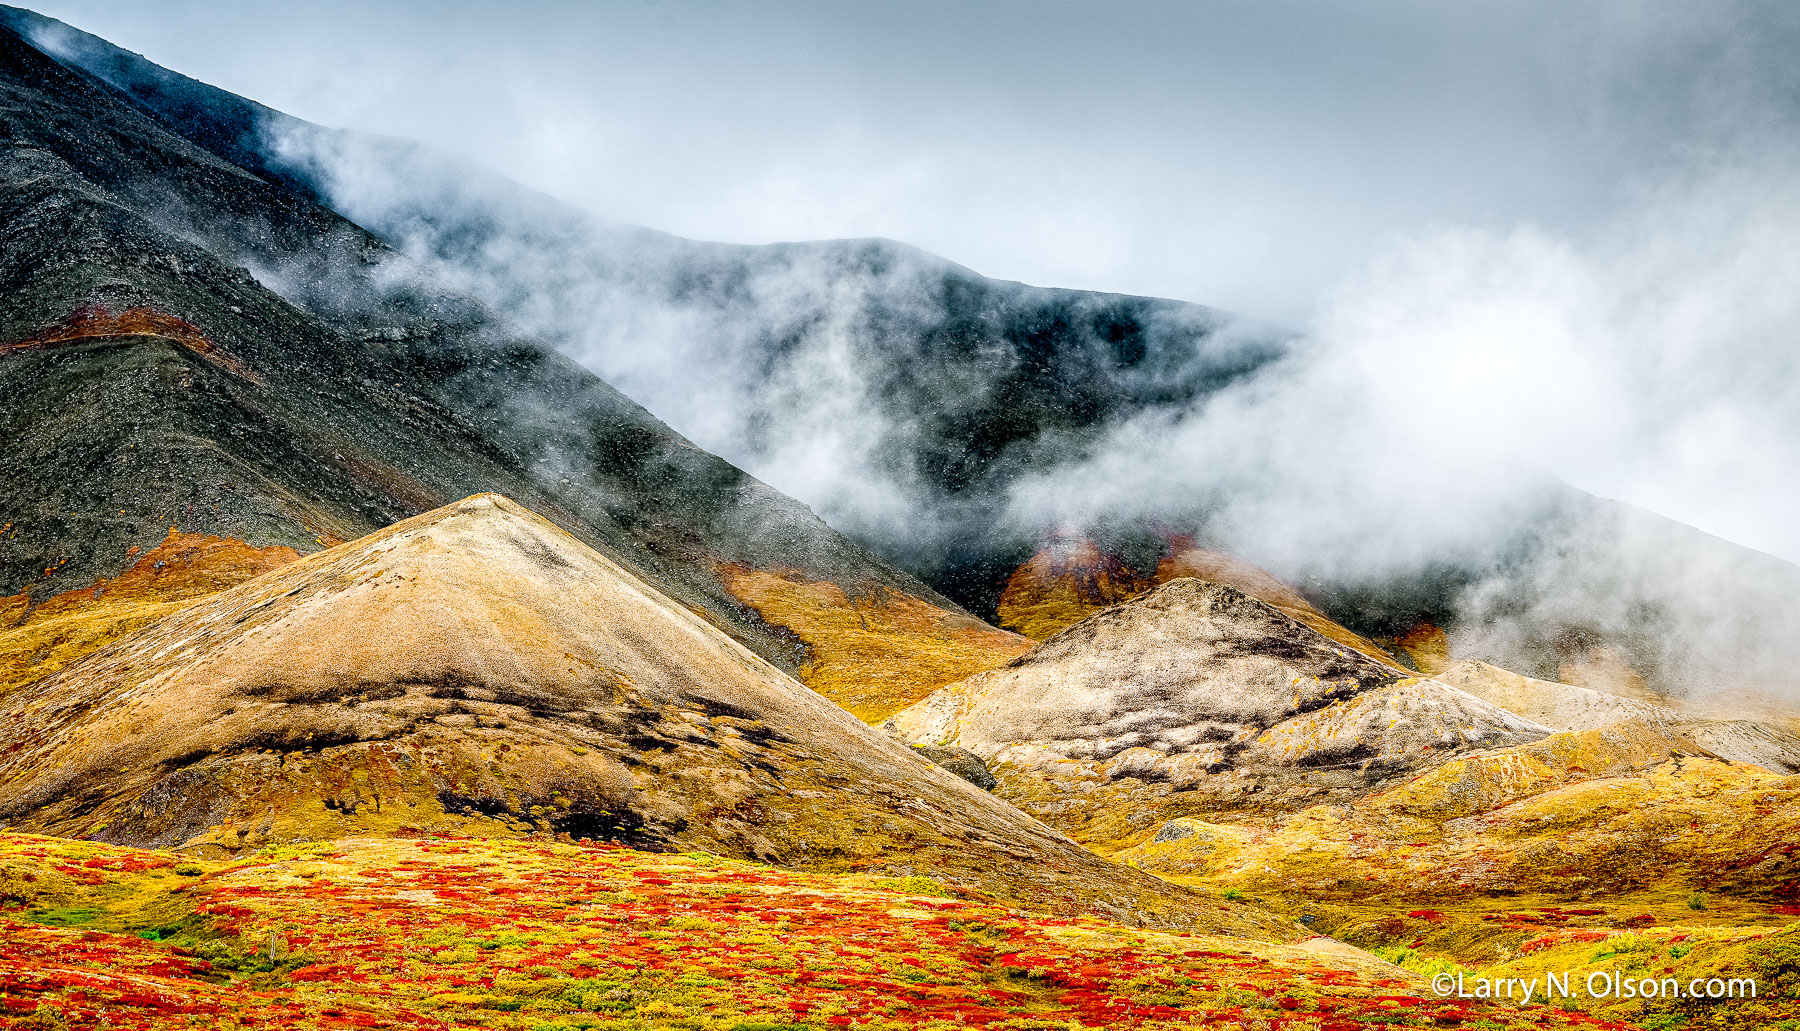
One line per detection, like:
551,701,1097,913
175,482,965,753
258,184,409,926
39,0,1780,696
1002,146,1800,695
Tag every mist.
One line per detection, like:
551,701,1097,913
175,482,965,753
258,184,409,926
1015,150,1800,566
14,0,1794,323
258,118,1800,697
15,0,1800,698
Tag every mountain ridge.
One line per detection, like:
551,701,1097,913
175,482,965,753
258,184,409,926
0,15,967,694
15,1,1796,707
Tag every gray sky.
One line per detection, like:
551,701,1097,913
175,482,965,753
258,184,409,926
20,1,1798,322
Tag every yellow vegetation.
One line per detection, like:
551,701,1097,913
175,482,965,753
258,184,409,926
1394,623,1452,674
0,530,301,697
996,536,1404,668
996,536,1151,641
1119,722,1800,902
716,564,1033,722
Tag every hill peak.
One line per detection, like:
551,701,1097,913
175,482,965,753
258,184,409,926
890,573,1548,845
0,494,1248,929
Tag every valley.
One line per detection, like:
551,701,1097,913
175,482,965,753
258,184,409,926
0,7,1796,1030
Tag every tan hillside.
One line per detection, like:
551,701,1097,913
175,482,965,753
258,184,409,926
1436,659,1668,731
1120,718,1800,901
891,578,1548,847
1441,659,1800,773
0,495,1266,932
1115,719,1800,1028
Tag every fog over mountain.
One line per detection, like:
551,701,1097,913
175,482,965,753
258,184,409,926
10,2,1800,701
11,11,1800,1028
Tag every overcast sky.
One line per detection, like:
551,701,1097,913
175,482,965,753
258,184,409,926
19,0,1798,323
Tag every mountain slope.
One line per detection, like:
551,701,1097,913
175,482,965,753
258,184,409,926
1121,717,1800,906
13,4,1800,706
0,5,1285,610
0,17,967,695
1438,659,1800,774
890,578,1549,847
0,494,1248,930
996,532,1405,667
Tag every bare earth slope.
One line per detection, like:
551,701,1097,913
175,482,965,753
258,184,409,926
891,578,1550,847
0,494,1265,932
1441,659,1800,774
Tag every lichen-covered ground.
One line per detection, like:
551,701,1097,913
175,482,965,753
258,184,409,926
1118,724,1800,1030
717,565,1033,723
0,833,1647,1031
0,530,299,699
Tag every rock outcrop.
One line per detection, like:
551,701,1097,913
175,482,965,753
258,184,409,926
891,578,1549,846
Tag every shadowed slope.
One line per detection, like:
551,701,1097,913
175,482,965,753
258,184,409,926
0,495,1269,932
0,18,955,681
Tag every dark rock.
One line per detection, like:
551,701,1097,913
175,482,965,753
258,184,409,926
911,746,997,791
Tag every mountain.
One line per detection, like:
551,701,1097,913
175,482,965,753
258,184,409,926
12,3,1795,707
0,494,1251,929
996,532,1405,666
889,578,1549,847
0,13,1004,709
0,6,1280,599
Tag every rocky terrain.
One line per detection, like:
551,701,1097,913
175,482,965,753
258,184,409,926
2,8,1798,1030
0,13,951,685
891,579,1550,846
0,494,1251,933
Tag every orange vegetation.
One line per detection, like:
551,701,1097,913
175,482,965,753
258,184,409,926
0,530,301,696
998,535,1403,669
1394,622,1452,674
2,303,260,381
717,565,1033,722
995,536,1153,641
0,832,1643,1031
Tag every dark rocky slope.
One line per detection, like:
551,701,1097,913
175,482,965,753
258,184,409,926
0,18,948,677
